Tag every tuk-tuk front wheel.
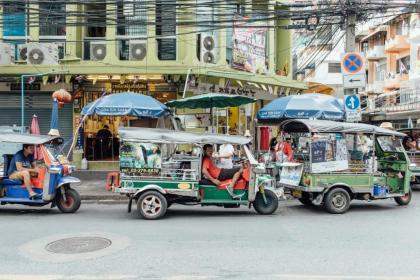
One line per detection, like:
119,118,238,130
137,191,168,220
253,191,279,215
394,189,412,206
56,187,81,214
324,188,351,214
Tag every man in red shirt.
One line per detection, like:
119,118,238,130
201,144,243,195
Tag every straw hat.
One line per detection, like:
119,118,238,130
379,122,394,130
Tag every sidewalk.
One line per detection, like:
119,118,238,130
72,171,127,203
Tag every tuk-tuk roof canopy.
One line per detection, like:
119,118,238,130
280,119,406,137
119,127,251,145
0,133,62,145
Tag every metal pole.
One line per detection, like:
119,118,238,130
182,68,192,99
21,75,25,133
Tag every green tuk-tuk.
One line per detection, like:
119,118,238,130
277,119,412,214
113,127,281,219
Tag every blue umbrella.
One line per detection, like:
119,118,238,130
48,99,60,136
257,93,345,122
81,92,171,118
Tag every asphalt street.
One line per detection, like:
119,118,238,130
2,190,420,280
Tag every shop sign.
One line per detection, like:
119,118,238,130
192,82,276,100
10,83,41,91
148,83,178,92
111,83,147,92
232,15,268,75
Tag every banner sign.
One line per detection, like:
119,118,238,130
120,142,162,177
232,15,268,74
311,138,348,173
280,163,304,186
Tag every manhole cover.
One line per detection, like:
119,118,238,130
45,237,112,254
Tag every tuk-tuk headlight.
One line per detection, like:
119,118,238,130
49,166,61,174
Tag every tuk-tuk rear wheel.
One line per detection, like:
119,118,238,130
324,188,351,214
394,188,412,206
137,191,168,220
56,187,81,214
253,191,279,215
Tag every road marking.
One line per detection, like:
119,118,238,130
273,274,420,280
0,276,138,280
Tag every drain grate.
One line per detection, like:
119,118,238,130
45,237,112,254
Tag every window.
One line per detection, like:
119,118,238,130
3,2,27,37
85,4,106,37
328,63,341,73
397,56,410,74
156,0,176,60
39,2,66,36
117,0,147,37
376,62,386,81
361,41,369,53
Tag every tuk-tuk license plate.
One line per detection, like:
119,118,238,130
292,190,302,198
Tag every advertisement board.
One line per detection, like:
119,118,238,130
232,15,268,74
120,142,162,177
311,138,349,173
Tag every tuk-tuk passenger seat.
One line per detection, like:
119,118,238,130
2,154,23,185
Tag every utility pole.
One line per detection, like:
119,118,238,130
344,1,357,97
342,0,362,122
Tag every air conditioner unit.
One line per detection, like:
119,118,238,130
200,33,218,64
129,40,147,61
0,43,12,65
17,44,28,61
90,41,107,61
27,43,59,65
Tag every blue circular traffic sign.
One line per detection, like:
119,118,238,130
345,95,360,110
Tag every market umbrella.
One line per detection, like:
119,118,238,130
165,93,256,132
48,99,60,136
81,92,171,118
165,93,256,109
257,93,345,122
30,114,43,160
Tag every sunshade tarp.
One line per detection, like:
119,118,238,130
257,93,345,121
81,93,171,118
165,93,256,109
0,133,61,145
280,119,406,137
119,127,251,145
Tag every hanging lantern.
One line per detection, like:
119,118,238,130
52,89,72,103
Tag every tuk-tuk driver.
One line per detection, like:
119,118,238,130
7,144,39,199
202,144,243,195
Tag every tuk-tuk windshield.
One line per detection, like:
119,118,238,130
377,136,404,152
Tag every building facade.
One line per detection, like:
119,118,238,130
0,0,306,168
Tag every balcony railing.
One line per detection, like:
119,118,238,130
385,35,410,52
365,80,385,94
365,45,386,61
365,88,420,113
384,73,409,89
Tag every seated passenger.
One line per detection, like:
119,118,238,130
7,144,39,199
201,144,243,195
